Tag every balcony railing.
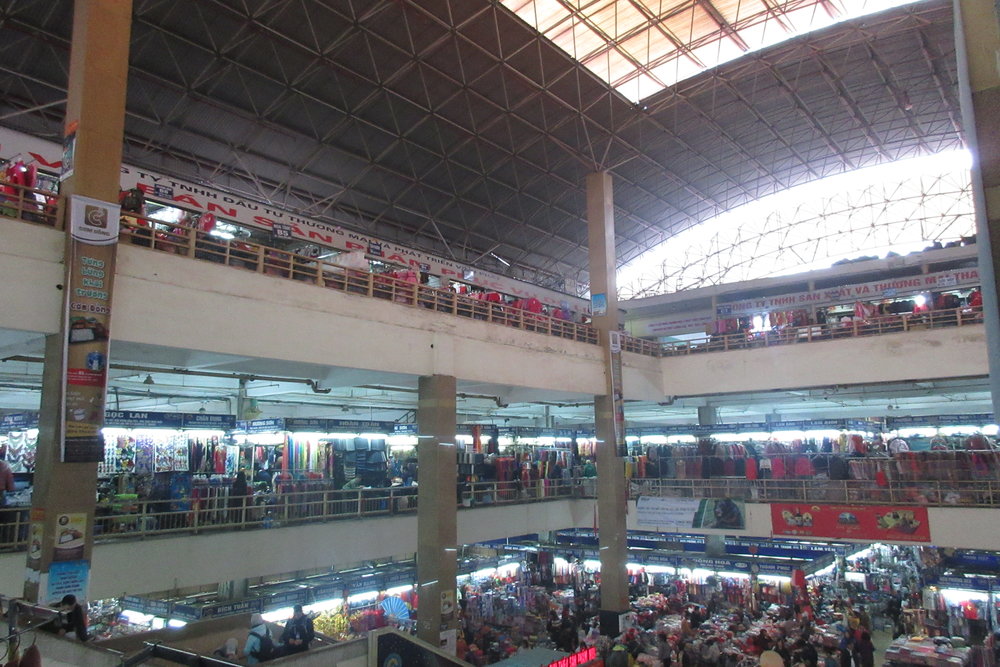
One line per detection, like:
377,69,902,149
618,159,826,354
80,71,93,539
0,478,577,552
0,472,997,554
658,307,983,356
0,183,982,357
631,477,1000,507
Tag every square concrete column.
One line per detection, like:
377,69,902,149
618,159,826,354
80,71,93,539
416,374,459,647
586,172,630,635
26,0,132,603
954,0,1000,419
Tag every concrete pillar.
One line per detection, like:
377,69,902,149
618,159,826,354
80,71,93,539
415,375,458,648
953,0,1000,419
697,406,718,427
25,0,132,603
586,172,629,636
218,579,250,602
704,535,726,556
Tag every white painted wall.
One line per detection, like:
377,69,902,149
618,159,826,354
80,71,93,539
627,501,1000,551
0,499,591,599
0,223,984,403
0,223,674,400
658,326,986,396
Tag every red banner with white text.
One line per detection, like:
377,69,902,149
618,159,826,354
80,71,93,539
770,503,930,542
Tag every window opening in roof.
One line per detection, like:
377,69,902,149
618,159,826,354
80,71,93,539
616,150,975,298
502,0,922,101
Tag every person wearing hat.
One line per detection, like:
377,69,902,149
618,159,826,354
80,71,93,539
279,604,314,655
244,613,274,664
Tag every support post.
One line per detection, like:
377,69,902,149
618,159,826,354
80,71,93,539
953,0,1000,419
587,172,629,636
415,375,458,649
25,0,132,604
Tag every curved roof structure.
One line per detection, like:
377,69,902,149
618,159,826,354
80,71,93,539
0,0,962,292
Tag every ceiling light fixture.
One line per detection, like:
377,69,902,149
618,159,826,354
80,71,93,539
143,374,155,385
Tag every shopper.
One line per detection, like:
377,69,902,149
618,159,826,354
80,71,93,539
606,639,633,667
855,632,875,667
229,470,249,524
212,638,239,659
244,613,275,664
279,604,315,655
53,594,88,641
793,639,819,667
656,631,672,667
0,448,16,543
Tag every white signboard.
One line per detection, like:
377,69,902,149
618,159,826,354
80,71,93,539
636,496,701,527
717,268,981,316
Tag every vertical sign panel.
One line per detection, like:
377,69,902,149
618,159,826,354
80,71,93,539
62,195,120,462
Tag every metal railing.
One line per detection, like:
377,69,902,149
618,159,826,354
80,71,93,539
116,216,600,345
0,478,577,552
0,180,61,227
659,307,983,356
0,472,996,554
0,183,983,357
630,477,1000,507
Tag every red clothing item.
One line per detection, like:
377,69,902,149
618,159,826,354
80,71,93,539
0,461,13,493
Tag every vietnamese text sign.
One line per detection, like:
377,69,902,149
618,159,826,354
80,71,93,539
637,497,745,530
770,503,930,542
46,560,90,604
717,268,980,316
62,195,120,462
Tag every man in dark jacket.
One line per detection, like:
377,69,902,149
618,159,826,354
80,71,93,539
279,605,315,655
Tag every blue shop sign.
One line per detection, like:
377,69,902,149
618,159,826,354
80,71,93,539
104,411,184,429
1,413,39,430
237,417,286,433
944,551,1000,571
285,418,331,432
266,590,309,609
170,603,204,621
311,583,345,601
182,413,236,430
931,575,994,592
347,574,383,594
121,595,173,618
200,598,264,619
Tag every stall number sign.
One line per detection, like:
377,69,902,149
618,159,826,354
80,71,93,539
548,646,597,667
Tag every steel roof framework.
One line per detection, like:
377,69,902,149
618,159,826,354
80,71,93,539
0,0,965,294
618,158,975,296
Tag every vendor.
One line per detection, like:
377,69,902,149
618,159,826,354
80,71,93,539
342,476,364,490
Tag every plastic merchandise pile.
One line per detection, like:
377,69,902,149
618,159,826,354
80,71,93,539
885,637,971,667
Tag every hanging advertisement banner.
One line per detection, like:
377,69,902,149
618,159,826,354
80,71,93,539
52,512,87,562
62,195,120,463
717,268,980,316
770,503,930,542
636,496,746,530
45,560,90,604
0,126,588,314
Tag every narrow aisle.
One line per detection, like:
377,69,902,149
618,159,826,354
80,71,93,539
872,629,893,666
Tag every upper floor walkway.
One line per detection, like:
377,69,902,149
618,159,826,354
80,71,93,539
0,470,996,598
0,185,985,360
0,200,988,403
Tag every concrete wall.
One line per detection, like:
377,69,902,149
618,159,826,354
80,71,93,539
0,498,594,599
0,222,985,404
0,222,672,399
625,501,1000,551
658,325,986,396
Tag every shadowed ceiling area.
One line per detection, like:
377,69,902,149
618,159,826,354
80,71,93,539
0,0,962,293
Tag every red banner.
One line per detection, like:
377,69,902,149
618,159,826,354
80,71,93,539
770,503,930,542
